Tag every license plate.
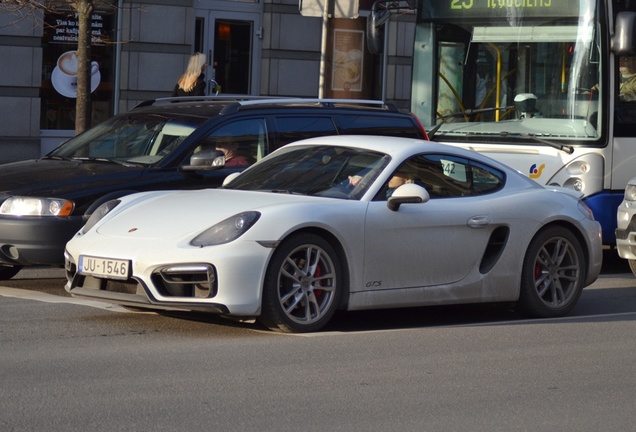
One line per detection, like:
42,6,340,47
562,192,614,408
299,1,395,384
79,255,130,280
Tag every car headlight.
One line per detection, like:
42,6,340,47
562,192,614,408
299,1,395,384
625,184,636,202
0,197,74,217
80,199,121,234
190,211,261,247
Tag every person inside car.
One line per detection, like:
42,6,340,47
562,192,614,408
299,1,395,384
215,137,251,167
350,167,415,198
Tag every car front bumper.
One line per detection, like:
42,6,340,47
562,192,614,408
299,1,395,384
0,215,83,266
64,236,275,317
616,200,636,260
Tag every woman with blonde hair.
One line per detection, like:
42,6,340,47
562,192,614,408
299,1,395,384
172,52,207,97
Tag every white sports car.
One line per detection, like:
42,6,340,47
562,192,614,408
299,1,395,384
64,136,603,332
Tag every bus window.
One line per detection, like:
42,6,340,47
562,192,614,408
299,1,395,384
412,0,602,143
410,0,630,246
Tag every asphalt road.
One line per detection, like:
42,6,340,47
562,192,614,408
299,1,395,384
1,253,635,431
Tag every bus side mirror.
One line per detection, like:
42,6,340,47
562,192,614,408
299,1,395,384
612,12,636,55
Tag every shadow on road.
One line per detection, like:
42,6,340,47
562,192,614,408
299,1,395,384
1,249,634,334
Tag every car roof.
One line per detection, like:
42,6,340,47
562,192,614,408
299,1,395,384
130,97,407,118
282,135,524,175
284,135,449,155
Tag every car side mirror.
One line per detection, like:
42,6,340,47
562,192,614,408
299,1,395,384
387,183,430,211
182,149,226,171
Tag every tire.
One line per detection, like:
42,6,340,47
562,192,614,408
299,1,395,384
628,259,636,278
258,233,342,333
0,265,22,280
517,226,586,318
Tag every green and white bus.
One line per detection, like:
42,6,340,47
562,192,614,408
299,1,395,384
371,0,636,245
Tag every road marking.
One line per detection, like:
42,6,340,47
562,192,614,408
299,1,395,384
0,286,131,312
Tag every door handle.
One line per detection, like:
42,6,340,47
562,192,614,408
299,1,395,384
467,216,490,228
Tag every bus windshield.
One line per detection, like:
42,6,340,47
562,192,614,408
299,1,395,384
412,0,602,145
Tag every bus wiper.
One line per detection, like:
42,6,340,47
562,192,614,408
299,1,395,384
428,106,514,139
499,131,574,155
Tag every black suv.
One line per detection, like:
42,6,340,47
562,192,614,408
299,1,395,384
0,97,427,279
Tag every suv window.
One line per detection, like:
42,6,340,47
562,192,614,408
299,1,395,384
274,117,338,147
192,118,268,166
337,115,422,138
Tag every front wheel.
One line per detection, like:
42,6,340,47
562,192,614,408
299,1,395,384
259,233,342,333
517,227,586,318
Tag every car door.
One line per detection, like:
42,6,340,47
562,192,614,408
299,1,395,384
361,153,505,291
362,197,495,290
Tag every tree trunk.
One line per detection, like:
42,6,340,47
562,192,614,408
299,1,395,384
75,0,94,135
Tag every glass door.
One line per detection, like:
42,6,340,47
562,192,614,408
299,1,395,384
196,10,262,95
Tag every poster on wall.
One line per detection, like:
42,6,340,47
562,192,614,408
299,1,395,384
51,50,101,98
41,8,115,130
331,29,364,92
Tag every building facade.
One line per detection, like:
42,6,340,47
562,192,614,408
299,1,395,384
0,0,415,164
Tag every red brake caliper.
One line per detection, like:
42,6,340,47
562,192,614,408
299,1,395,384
314,264,323,298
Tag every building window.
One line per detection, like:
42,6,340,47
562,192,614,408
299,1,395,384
40,5,116,130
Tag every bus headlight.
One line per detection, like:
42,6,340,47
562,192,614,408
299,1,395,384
564,177,583,192
625,184,636,202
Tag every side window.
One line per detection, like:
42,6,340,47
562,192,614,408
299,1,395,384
274,117,338,148
193,118,267,166
337,115,422,138
374,154,505,200
615,56,636,137
619,56,636,102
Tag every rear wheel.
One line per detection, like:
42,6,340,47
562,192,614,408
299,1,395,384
517,226,585,318
259,233,342,333
0,265,22,280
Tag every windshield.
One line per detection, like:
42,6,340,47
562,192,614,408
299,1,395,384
48,113,207,165
225,145,390,200
412,0,602,144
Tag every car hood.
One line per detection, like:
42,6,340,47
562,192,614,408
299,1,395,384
0,159,144,197
96,188,329,240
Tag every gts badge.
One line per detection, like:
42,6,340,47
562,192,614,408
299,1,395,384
366,281,382,288
529,163,545,179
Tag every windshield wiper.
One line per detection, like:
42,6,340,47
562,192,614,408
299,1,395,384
427,107,575,155
74,157,142,167
42,155,74,161
499,131,574,155
269,189,304,195
428,106,514,139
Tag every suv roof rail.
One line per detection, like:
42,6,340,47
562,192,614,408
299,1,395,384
134,95,284,109
219,98,399,115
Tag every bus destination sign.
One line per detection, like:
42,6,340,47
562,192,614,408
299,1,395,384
422,0,581,20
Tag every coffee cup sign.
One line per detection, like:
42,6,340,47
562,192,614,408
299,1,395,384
52,51,101,98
